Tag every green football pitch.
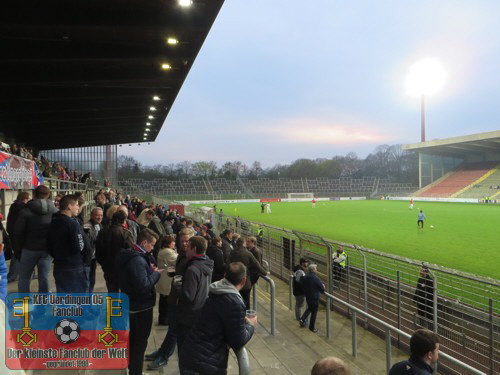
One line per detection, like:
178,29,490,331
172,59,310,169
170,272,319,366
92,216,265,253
204,200,500,280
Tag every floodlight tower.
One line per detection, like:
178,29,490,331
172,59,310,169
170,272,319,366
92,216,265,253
405,58,447,142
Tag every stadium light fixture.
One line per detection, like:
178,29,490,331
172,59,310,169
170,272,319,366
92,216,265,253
150,106,156,111
167,37,179,45
161,63,172,70
146,122,151,126
145,128,150,132
179,0,193,7
148,115,154,119
153,96,160,101
405,58,447,142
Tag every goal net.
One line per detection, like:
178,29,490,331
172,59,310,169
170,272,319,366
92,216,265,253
287,193,314,199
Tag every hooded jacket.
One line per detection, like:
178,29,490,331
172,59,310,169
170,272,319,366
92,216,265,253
116,247,160,312
177,254,213,327
179,279,254,375
13,199,58,252
47,212,91,268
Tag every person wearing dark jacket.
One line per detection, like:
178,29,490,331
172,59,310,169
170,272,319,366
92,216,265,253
176,236,214,356
389,329,439,375
14,185,58,293
6,191,30,282
220,229,234,264
413,266,434,328
146,210,165,238
163,217,175,236
179,262,256,375
206,237,225,282
95,210,134,292
293,258,309,322
83,207,103,293
47,195,91,293
299,263,325,333
246,236,263,285
228,237,269,310
117,205,140,243
117,228,163,375
205,222,216,239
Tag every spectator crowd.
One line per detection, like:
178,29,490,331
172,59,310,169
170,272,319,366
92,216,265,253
0,183,270,375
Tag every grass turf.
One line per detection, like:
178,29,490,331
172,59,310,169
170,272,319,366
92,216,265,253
206,200,500,280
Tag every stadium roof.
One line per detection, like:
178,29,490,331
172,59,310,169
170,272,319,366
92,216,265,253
0,0,224,150
402,130,500,158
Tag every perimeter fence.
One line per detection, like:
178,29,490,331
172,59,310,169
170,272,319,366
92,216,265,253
186,207,500,375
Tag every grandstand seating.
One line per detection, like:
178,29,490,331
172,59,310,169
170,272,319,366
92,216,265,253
210,178,242,195
377,179,420,196
118,177,420,200
416,161,499,198
454,164,500,198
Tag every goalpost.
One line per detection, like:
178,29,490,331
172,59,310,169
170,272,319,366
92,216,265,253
287,192,314,199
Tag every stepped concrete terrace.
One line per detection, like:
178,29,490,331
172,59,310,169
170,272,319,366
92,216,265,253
6,266,412,375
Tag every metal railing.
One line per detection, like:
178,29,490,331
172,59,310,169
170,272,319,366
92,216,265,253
329,290,486,375
251,275,276,335
235,347,250,375
37,178,102,220
186,207,500,375
289,275,486,374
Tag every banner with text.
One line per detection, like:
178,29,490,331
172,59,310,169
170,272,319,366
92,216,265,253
0,152,43,190
5,293,129,370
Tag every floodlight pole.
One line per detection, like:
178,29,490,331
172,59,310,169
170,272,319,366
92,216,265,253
420,94,426,142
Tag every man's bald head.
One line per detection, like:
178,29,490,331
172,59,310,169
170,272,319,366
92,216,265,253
311,357,351,375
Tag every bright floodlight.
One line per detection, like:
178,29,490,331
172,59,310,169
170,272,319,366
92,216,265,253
405,58,447,97
179,0,192,7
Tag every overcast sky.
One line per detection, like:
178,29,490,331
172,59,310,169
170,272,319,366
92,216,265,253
122,0,500,167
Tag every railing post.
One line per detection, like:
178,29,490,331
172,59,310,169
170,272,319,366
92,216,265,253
235,347,250,375
326,296,331,339
352,310,357,357
252,284,257,312
489,298,494,375
263,260,270,293
289,275,293,310
270,277,276,335
397,271,401,348
386,328,392,374
327,244,333,294
363,253,368,328
346,255,351,308
262,275,276,336
433,274,438,334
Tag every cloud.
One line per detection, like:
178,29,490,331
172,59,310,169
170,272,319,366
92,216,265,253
247,116,395,145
